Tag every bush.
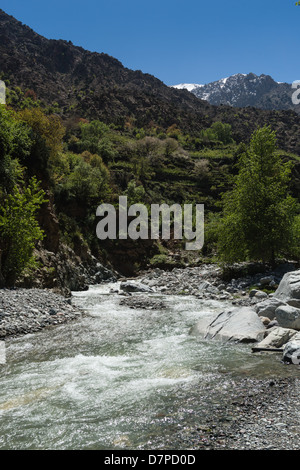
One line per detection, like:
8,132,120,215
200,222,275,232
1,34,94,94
0,177,47,286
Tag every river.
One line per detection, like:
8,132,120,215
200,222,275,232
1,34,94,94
0,281,297,450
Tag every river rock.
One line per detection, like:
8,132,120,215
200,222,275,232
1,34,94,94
255,298,286,320
190,307,266,344
275,305,300,330
282,332,300,364
274,269,300,308
260,276,275,286
120,281,154,293
249,289,268,300
254,291,269,300
256,327,297,349
260,316,271,326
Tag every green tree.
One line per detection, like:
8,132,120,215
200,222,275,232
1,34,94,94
63,157,110,203
0,177,47,286
77,120,116,163
210,122,233,145
0,107,32,192
217,126,298,265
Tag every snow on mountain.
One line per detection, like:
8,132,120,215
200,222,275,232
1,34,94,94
172,83,204,92
171,73,296,112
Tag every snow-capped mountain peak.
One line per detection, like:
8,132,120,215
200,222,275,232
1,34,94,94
171,73,293,111
172,83,204,92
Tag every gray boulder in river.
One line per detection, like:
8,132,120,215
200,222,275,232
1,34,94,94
120,281,154,293
255,298,286,320
255,327,297,350
282,332,300,364
273,269,300,308
275,305,300,330
254,269,300,326
190,307,265,344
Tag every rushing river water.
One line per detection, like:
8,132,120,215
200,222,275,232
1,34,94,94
0,282,298,450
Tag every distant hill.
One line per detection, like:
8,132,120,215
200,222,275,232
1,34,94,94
1,9,300,154
172,73,300,114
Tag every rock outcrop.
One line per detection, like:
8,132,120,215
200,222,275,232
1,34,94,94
17,243,117,297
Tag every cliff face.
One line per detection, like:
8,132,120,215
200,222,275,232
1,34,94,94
11,187,118,295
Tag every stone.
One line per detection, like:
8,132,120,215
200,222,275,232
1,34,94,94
198,281,213,292
120,281,153,293
249,289,259,298
282,332,300,364
260,276,274,286
190,307,266,344
275,305,300,330
260,316,271,326
256,327,297,349
254,290,268,300
267,319,279,329
274,269,300,308
255,298,286,320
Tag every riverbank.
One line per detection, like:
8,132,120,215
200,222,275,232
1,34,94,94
141,375,300,450
0,288,84,339
1,261,297,340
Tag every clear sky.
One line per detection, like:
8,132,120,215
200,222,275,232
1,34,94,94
1,0,299,86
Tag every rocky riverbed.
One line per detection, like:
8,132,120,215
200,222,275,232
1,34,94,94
119,263,300,450
1,261,297,340
140,375,300,451
0,288,84,338
1,262,300,450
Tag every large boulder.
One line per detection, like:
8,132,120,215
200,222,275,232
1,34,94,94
255,327,296,349
120,281,154,293
190,307,266,344
282,332,300,364
274,270,300,308
275,305,300,330
255,298,286,320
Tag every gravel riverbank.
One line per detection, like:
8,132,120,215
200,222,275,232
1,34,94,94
0,288,84,339
147,375,300,451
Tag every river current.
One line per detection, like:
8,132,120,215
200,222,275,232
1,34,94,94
0,281,296,450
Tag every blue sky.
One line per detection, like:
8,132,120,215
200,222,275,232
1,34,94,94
1,0,299,86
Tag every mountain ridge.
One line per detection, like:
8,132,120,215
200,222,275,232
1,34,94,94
1,9,300,154
172,73,300,113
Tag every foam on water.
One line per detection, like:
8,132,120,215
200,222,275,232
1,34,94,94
0,282,297,449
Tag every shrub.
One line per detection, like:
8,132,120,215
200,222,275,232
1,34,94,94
0,177,47,286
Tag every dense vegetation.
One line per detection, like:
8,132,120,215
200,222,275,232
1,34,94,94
0,96,299,286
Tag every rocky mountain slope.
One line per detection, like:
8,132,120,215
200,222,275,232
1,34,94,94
172,73,300,114
1,9,300,154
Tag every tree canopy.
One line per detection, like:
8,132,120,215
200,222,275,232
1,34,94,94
217,126,299,265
